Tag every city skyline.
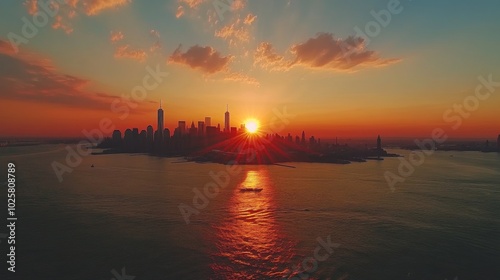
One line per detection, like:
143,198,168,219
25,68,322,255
1,1,499,139
1,2,500,280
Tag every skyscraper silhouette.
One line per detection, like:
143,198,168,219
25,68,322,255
178,121,186,135
377,135,382,150
224,105,230,133
158,100,164,142
198,121,205,137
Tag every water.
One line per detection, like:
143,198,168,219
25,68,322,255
0,145,499,280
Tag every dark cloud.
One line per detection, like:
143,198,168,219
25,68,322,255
168,44,232,74
255,33,401,72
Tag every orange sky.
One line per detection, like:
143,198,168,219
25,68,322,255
1,1,499,139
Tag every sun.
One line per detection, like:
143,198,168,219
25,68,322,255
245,119,260,134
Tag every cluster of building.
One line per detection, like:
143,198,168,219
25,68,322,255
100,103,255,154
99,102,500,158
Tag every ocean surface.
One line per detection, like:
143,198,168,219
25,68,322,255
0,144,499,280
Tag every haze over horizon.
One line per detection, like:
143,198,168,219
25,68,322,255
1,0,499,139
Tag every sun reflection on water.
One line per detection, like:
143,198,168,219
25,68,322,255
210,169,295,279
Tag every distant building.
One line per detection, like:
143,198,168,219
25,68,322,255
206,126,218,137
198,121,205,137
178,121,186,135
205,117,211,128
377,135,382,150
157,101,164,142
309,136,316,146
147,125,153,144
224,105,230,133
189,122,197,136
112,130,122,146
124,129,133,150
163,128,170,140
497,134,500,152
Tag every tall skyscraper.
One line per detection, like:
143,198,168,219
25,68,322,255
205,117,211,128
224,105,230,133
377,135,382,150
158,100,164,142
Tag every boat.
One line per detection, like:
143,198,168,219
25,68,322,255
240,188,263,192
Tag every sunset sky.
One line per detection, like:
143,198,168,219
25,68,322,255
1,0,499,139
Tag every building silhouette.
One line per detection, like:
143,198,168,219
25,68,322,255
178,121,186,135
205,117,211,128
189,121,197,136
497,134,500,152
224,105,230,133
198,121,205,137
112,130,121,147
147,125,153,150
98,102,398,162
157,101,164,143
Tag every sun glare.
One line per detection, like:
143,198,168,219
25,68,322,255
245,119,259,134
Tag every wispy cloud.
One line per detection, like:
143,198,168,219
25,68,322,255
110,30,124,42
243,13,257,25
253,42,291,71
114,45,147,62
23,0,131,33
175,5,185,18
178,0,206,9
223,72,259,86
0,39,115,110
149,29,161,53
83,0,130,16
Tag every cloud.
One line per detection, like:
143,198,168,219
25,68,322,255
243,13,257,25
215,21,251,44
231,0,246,11
253,42,291,71
23,0,131,34
168,44,232,74
0,39,115,110
24,0,38,15
175,5,185,18
0,40,16,55
214,13,256,45
175,0,247,27
254,33,401,72
83,0,131,16
178,0,206,9
114,45,147,62
149,29,162,52
291,33,400,70
52,15,74,34
223,72,259,86
168,44,258,86
110,30,124,42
